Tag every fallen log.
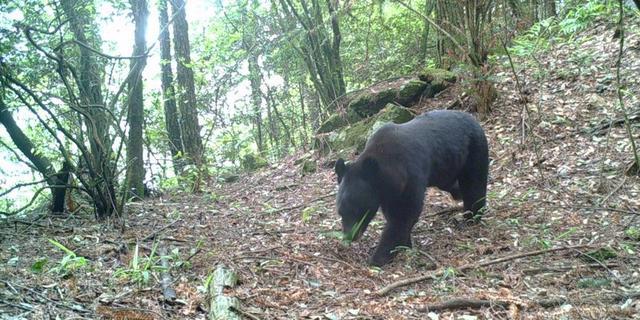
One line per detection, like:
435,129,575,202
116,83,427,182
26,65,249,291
208,265,241,320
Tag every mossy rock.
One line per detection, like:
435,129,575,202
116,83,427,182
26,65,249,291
419,67,457,83
300,159,317,174
316,104,414,155
348,88,399,119
316,112,364,136
419,68,457,98
222,174,240,183
317,114,348,134
397,80,428,104
347,92,375,118
241,153,268,171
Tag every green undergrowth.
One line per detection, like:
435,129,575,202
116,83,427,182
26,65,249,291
508,1,623,58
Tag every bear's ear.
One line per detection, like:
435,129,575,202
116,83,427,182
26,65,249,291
362,157,379,179
335,158,347,183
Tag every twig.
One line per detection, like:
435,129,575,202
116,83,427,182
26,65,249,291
573,249,627,287
141,219,182,242
523,263,619,274
0,299,34,312
376,244,591,296
418,298,510,312
599,176,627,205
0,280,91,314
424,206,464,218
185,248,202,262
266,192,336,214
541,202,639,216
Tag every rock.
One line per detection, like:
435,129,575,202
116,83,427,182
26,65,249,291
222,175,240,183
418,68,457,98
317,114,349,134
241,153,268,171
300,159,317,174
315,104,414,157
419,67,457,83
397,80,428,104
315,70,458,138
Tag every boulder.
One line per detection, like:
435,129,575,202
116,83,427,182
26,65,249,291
317,113,348,134
315,104,414,157
418,68,457,98
316,69,456,136
397,79,428,104
241,153,268,171
347,87,398,119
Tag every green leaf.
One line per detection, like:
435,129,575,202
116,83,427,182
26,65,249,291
31,258,48,273
301,206,315,222
48,239,76,257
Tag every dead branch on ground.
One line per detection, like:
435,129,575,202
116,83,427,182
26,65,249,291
376,244,592,296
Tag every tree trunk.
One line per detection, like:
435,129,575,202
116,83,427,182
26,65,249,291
60,0,118,218
420,0,434,63
0,98,68,213
298,81,309,150
248,55,264,152
158,0,184,175
126,0,148,199
545,0,556,18
276,0,346,109
170,0,205,173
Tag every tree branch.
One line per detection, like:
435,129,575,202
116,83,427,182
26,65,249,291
377,244,592,296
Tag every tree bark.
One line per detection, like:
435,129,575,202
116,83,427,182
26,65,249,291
420,0,434,63
60,0,118,218
0,98,67,213
170,0,205,172
126,0,149,198
158,0,184,175
248,55,264,152
276,0,346,109
545,0,556,18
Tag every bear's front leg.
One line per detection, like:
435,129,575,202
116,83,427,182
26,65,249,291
369,222,412,267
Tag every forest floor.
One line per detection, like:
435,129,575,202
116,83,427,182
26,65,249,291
2,21,640,320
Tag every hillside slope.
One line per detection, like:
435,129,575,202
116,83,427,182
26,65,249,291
1,18,639,320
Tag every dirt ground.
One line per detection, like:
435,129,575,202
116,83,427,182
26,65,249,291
2,23,640,320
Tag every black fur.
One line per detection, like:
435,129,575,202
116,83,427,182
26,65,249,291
334,110,489,266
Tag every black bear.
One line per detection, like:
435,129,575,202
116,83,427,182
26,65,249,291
334,110,489,266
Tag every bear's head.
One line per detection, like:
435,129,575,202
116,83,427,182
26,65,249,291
334,157,380,241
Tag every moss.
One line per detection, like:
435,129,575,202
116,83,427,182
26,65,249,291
347,92,375,118
376,88,398,105
317,114,348,134
318,104,414,155
577,277,611,289
300,159,317,174
418,68,457,98
348,88,399,118
397,80,428,104
241,153,268,171
419,68,457,83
